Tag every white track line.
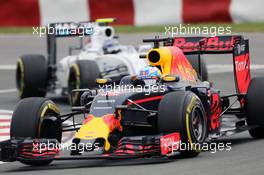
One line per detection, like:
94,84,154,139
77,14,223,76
0,128,10,133
0,110,12,142
0,110,12,165
0,122,10,127
0,89,16,94
0,110,13,114
0,65,16,70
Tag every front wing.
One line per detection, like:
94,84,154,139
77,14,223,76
0,133,181,162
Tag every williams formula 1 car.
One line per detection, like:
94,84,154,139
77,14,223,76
15,19,150,105
1,35,258,166
15,19,208,105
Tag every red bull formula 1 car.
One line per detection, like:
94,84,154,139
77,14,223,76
1,35,264,166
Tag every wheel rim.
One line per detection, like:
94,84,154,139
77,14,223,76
68,65,80,105
69,71,77,92
16,59,24,96
191,106,205,142
39,102,61,142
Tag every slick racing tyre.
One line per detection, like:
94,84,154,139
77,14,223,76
246,77,264,138
158,91,207,158
68,60,100,106
10,97,61,166
16,55,48,98
186,55,208,81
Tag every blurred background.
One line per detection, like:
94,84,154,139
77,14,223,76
1,1,264,174
0,0,264,104
0,0,263,101
0,0,263,31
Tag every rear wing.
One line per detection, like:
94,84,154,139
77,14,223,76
47,21,94,68
47,21,94,67
46,18,115,84
171,35,239,54
143,35,251,94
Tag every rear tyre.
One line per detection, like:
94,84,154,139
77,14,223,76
158,91,207,158
10,97,61,166
246,77,264,138
16,55,48,98
186,55,208,81
68,60,100,106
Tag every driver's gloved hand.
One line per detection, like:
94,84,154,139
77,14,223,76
80,91,93,106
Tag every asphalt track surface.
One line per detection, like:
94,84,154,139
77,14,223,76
0,33,264,175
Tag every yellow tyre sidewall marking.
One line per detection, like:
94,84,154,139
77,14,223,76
186,96,201,153
38,102,60,136
70,64,81,105
17,58,24,97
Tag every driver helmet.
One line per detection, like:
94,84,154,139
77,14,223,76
139,66,161,77
103,39,121,54
137,66,161,85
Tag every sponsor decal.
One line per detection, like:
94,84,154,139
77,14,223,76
210,93,221,130
173,36,235,52
160,132,180,155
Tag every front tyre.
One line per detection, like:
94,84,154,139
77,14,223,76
10,97,61,166
158,91,207,158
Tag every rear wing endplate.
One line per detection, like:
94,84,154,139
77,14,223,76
143,35,251,94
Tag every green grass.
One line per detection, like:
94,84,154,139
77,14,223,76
0,23,264,34
0,27,33,34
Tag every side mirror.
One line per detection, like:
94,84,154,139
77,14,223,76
96,78,113,85
139,54,146,59
161,75,180,83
